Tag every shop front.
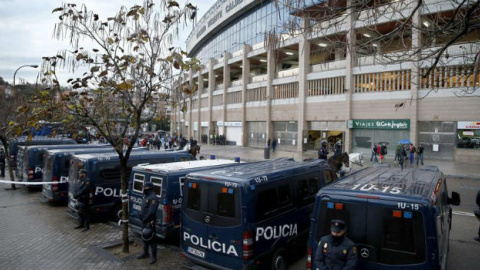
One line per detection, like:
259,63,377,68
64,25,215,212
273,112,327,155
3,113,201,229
457,121,480,149
350,119,410,158
306,121,345,152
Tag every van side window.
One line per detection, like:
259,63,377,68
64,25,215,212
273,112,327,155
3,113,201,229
132,174,145,193
151,176,163,197
257,189,278,217
297,177,319,206
278,184,291,206
98,164,121,183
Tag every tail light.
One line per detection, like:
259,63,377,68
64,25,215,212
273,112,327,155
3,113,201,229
307,245,312,270
163,204,172,224
243,231,254,260
88,191,94,205
28,167,34,179
52,176,59,191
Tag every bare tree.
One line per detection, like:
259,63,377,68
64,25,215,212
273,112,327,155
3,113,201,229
35,0,199,253
0,82,46,189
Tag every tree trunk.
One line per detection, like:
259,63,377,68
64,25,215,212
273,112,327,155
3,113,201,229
0,137,16,190
120,159,129,253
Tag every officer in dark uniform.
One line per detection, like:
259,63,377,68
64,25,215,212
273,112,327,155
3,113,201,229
137,182,159,264
314,219,357,270
73,169,93,232
0,148,6,177
318,140,329,160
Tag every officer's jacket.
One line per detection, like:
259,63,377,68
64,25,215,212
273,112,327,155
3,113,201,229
75,177,94,205
314,234,357,270
140,191,159,224
318,147,329,160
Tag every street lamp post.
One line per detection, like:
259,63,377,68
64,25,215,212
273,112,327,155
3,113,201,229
7,64,38,190
12,64,38,97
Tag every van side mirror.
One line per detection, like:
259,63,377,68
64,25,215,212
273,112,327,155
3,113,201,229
448,191,460,206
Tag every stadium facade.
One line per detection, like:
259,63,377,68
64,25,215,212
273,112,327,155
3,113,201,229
172,0,480,162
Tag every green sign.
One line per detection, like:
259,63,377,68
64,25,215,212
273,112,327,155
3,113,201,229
352,119,410,130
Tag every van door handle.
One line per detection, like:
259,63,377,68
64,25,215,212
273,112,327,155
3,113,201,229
209,235,218,240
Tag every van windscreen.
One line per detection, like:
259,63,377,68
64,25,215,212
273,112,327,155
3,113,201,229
185,180,241,226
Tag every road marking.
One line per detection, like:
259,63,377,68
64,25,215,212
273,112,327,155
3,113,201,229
453,211,475,217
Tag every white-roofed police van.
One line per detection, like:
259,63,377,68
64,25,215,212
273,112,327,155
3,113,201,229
307,165,461,270
181,158,337,270
128,159,243,239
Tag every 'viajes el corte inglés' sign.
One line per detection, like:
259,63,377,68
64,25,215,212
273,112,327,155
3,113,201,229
353,119,410,130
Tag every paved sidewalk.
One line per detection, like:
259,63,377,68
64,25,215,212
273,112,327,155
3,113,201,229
197,144,480,180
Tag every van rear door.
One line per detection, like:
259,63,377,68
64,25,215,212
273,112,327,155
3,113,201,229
183,178,243,270
315,195,427,269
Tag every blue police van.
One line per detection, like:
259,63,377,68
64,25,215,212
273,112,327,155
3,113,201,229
41,146,118,204
181,158,337,270
128,159,243,239
307,165,461,270
68,150,195,220
8,137,76,171
16,144,110,185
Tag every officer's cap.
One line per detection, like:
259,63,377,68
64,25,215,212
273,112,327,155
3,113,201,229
143,182,154,190
78,169,87,174
331,219,346,233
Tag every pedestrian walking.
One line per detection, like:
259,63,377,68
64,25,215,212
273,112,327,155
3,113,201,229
137,182,159,264
394,144,401,163
416,144,424,166
267,138,271,151
409,143,416,166
318,140,329,160
73,169,94,232
380,143,387,163
370,143,378,163
314,219,357,270
0,147,6,177
475,189,480,242
271,138,277,153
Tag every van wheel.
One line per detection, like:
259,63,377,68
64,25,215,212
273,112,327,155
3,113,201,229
271,249,286,270
113,205,122,223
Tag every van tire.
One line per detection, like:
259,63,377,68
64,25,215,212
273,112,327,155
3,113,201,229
113,205,122,222
271,249,286,270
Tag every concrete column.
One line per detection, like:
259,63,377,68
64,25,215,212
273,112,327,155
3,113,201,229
410,0,421,146
296,19,311,156
196,71,203,142
241,44,251,147
344,0,356,154
208,59,215,143
266,45,275,146
188,69,194,138
222,52,231,138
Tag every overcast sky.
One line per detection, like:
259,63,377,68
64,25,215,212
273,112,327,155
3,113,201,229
0,0,209,85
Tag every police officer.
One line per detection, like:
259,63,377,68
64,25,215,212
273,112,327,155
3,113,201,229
334,141,342,156
137,182,159,264
318,140,329,160
0,147,6,177
314,219,357,270
475,188,480,242
73,169,93,232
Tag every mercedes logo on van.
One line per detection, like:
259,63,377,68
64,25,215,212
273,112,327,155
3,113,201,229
360,248,370,258
204,215,210,224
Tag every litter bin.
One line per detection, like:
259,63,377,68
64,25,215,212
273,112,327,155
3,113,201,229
264,147,270,159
